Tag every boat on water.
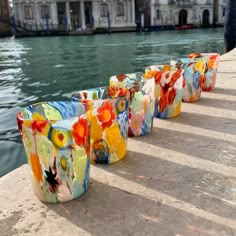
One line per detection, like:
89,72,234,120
175,24,194,30
142,24,196,32
143,25,175,32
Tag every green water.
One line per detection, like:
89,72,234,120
0,28,224,176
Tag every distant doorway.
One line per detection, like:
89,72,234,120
179,9,187,25
70,2,80,30
202,9,210,27
57,2,66,29
84,1,93,28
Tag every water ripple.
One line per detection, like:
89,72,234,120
0,28,224,176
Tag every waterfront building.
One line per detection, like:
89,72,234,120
136,0,227,28
0,0,13,37
12,0,136,33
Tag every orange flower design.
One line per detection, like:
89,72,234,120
144,70,156,79
208,55,218,70
108,87,127,98
30,153,43,183
72,118,88,146
108,87,117,98
163,65,171,71
97,101,115,129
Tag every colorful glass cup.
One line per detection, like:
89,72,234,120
189,53,220,91
171,58,205,102
16,101,90,203
145,65,184,118
72,87,129,165
109,73,155,137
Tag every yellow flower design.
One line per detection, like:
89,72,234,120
194,61,206,74
105,122,127,160
90,115,103,144
50,128,72,149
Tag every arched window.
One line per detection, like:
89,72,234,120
24,5,33,20
41,5,50,19
202,9,210,26
178,9,187,25
116,2,124,17
100,3,108,17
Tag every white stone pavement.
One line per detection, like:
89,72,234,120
0,49,236,236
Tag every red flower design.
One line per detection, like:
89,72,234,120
189,53,201,59
97,101,115,129
159,94,168,112
159,80,177,113
72,118,88,146
108,87,127,98
116,74,126,82
154,71,163,84
169,69,182,87
168,88,176,105
31,120,48,133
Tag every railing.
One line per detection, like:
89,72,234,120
1,16,94,35
14,19,70,32
176,0,193,7
168,0,194,7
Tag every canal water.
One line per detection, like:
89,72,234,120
0,28,224,177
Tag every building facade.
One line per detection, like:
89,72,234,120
215,0,227,25
149,0,226,27
12,0,136,32
0,0,13,36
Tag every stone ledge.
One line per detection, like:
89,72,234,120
0,49,236,236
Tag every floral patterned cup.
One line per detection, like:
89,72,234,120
188,53,220,91
145,65,184,118
72,87,129,164
16,101,90,203
171,58,206,102
109,73,155,137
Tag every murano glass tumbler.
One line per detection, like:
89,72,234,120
72,87,129,164
188,53,220,91
171,58,205,102
16,101,90,203
145,65,184,118
109,73,155,137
